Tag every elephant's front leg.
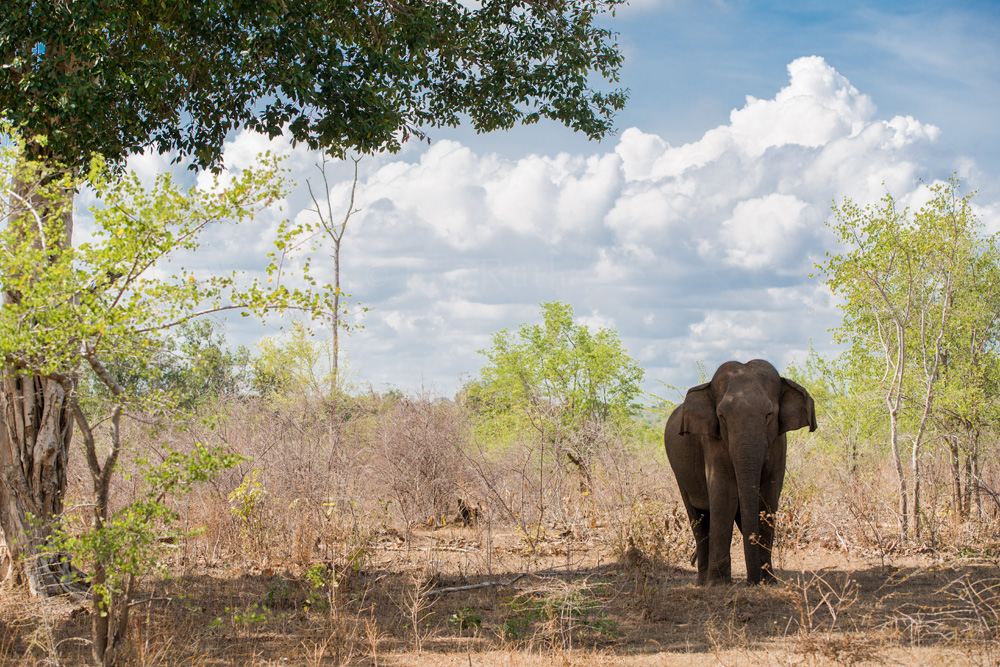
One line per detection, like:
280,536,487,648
758,437,787,584
757,506,778,584
706,462,738,585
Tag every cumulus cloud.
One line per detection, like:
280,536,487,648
132,56,993,395
713,194,809,270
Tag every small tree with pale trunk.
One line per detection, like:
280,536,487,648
0,139,334,665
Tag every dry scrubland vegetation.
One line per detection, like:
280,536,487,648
9,5,1000,664
2,113,999,667
5,387,1000,666
3,174,1000,665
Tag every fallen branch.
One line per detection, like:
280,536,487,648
424,566,611,597
382,546,477,554
425,573,528,597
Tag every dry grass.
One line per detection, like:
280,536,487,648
4,395,1000,665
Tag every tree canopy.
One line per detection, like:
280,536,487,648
1,0,627,167
470,301,644,437
0,144,328,393
468,301,645,488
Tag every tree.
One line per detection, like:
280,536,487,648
819,178,994,541
928,215,1000,520
784,347,883,478
0,147,331,665
156,320,253,407
935,334,1000,519
81,319,253,412
306,156,362,393
0,0,628,589
469,301,644,488
0,141,332,607
250,321,328,400
2,0,626,171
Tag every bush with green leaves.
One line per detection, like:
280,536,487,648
79,319,253,412
468,301,645,485
250,320,330,399
49,446,243,662
0,136,334,665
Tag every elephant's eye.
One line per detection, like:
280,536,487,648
766,411,775,423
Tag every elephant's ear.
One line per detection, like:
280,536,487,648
779,377,817,433
679,382,719,437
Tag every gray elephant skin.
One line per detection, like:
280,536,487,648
664,360,816,585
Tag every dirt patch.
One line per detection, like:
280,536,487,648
4,526,1000,666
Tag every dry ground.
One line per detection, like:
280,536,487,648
4,524,1000,666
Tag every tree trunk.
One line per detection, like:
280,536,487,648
888,405,908,542
911,442,921,541
849,434,858,478
969,432,982,520
963,452,973,520
0,153,81,596
332,240,340,392
563,446,594,494
947,434,963,519
0,375,74,592
307,155,359,396
886,325,909,543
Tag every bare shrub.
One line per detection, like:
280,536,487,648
826,460,907,565
463,432,574,554
367,397,475,529
97,393,497,570
591,436,687,568
786,570,859,633
39,380,1000,666
884,573,1000,666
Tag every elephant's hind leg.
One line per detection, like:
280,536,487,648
690,510,710,586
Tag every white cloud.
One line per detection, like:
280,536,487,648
714,194,809,270
616,128,669,181
730,56,877,157
578,311,617,331
124,56,990,394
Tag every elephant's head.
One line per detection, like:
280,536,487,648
678,359,816,582
679,360,816,441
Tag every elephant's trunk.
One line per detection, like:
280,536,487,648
734,445,765,584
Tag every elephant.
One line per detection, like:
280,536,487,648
664,360,816,585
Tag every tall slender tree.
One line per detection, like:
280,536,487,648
306,156,361,392
0,0,627,591
820,179,993,541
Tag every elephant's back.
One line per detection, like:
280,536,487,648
663,404,683,447
663,404,692,462
663,404,710,504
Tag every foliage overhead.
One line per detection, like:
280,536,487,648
1,0,628,168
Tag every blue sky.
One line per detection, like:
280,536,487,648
123,0,1000,400
440,1,1000,172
